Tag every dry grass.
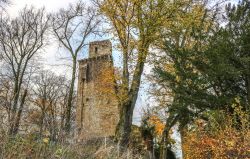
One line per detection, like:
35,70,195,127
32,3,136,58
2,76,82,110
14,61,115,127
0,134,145,159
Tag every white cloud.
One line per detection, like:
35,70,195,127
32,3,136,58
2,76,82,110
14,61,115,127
7,0,77,17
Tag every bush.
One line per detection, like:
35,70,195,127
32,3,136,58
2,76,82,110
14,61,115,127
183,109,250,159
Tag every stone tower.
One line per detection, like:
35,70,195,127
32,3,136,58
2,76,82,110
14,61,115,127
76,40,119,140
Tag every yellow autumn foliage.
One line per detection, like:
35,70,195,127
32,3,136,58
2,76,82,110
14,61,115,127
183,112,250,159
148,115,165,136
43,138,49,144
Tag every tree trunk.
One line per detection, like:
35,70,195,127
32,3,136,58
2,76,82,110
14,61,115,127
9,80,20,135
11,89,27,136
116,47,148,150
65,57,77,133
39,107,45,138
11,74,20,116
246,74,250,112
180,127,187,159
160,123,173,159
159,114,179,159
116,100,133,149
51,101,57,141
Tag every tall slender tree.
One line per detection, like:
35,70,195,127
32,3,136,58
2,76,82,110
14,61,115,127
52,1,101,133
0,6,50,136
95,0,189,148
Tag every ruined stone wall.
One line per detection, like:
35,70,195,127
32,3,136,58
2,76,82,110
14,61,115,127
76,40,119,140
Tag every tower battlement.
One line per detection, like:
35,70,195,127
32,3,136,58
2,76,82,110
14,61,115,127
89,40,112,58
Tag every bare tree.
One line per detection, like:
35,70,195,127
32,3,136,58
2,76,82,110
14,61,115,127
52,1,101,133
0,6,50,136
30,70,69,141
0,0,10,11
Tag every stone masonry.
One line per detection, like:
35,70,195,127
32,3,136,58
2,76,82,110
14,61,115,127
76,40,119,140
